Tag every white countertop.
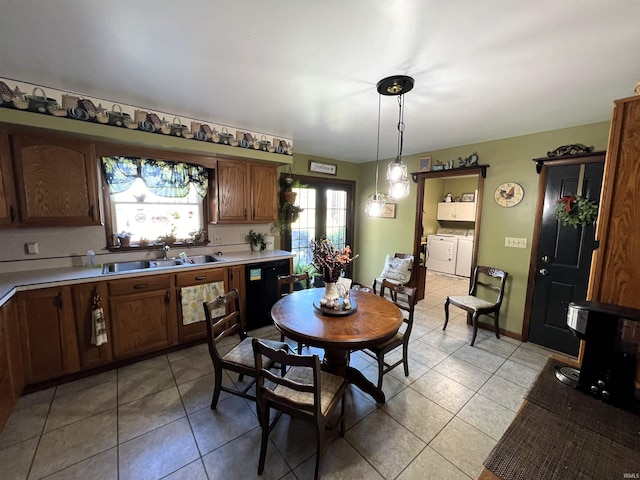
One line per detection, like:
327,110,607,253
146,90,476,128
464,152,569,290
0,250,294,307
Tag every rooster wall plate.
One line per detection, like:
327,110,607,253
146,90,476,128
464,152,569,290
494,182,524,207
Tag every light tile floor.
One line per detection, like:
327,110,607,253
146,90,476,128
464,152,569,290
0,272,571,480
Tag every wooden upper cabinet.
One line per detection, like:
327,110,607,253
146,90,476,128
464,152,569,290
588,95,640,308
216,159,277,223
0,130,18,226
250,163,278,222
217,160,249,222
10,133,101,226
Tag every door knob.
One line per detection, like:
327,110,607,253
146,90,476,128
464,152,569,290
541,255,550,263
539,268,550,276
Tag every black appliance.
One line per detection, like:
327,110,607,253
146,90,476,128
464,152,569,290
244,259,290,331
562,301,640,408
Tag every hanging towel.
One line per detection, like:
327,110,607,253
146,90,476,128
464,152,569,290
91,288,108,346
181,281,225,325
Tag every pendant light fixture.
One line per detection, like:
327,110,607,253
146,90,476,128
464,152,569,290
378,75,414,199
365,94,386,216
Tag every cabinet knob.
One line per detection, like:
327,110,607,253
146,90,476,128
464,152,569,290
195,276,206,281
165,292,171,304
9,205,17,222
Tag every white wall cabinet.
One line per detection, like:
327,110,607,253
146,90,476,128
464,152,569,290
436,202,476,221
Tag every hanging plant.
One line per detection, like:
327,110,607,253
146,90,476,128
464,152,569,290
555,195,599,228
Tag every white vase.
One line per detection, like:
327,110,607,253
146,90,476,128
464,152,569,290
321,282,340,309
251,243,261,251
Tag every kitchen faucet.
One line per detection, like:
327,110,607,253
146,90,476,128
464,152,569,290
163,245,171,260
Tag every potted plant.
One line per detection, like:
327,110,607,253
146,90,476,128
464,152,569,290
114,231,133,247
293,262,319,289
189,228,207,243
246,230,265,251
283,203,304,223
280,177,307,204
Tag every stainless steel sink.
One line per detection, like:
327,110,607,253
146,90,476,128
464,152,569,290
186,255,223,264
102,254,223,274
101,260,150,273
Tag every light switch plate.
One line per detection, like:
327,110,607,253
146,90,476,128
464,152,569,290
505,237,527,248
213,234,223,244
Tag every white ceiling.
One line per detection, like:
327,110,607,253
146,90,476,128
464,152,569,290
1,1,639,163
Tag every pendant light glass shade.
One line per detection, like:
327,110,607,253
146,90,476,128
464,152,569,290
389,179,410,199
365,192,385,216
387,156,407,183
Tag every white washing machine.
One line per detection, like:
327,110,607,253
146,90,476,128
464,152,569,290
426,228,467,275
455,229,474,277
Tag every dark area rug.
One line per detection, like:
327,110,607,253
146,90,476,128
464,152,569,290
483,358,640,479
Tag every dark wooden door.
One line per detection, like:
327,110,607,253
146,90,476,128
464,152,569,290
529,161,604,355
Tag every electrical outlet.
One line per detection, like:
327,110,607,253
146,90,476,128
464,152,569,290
213,234,223,244
505,237,527,248
25,242,39,254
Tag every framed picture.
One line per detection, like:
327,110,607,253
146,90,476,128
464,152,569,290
309,160,337,176
461,192,475,202
419,156,432,171
368,203,396,218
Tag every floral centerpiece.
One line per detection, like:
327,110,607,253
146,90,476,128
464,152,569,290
311,238,358,309
311,238,358,282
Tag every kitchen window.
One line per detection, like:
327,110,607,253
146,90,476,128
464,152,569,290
101,156,208,248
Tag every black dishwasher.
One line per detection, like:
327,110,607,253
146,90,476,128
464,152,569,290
245,259,290,331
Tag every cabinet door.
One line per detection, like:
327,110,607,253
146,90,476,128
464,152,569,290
455,202,476,221
436,203,456,220
176,268,226,343
71,283,114,370
17,287,80,384
11,133,101,226
1,299,23,400
0,130,18,226
589,96,640,308
109,277,177,359
217,160,248,222
0,311,13,431
250,164,278,222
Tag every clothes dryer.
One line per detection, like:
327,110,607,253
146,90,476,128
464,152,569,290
425,228,466,275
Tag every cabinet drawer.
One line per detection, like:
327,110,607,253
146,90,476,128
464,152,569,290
176,269,225,288
109,275,171,296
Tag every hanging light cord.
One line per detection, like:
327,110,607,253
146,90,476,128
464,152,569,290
375,93,381,196
396,94,405,160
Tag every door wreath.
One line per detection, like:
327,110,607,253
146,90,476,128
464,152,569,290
555,195,599,228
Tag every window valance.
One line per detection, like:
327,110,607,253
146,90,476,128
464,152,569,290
101,156,208,198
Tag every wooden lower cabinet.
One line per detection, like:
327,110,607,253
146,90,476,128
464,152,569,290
176,266,246,342
108,275,178,360
0,305,13,430
16,287,80,384
71,282,113,369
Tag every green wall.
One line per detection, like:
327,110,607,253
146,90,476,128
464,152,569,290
353,121,610,337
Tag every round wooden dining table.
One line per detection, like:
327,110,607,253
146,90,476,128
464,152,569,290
271,288,403,403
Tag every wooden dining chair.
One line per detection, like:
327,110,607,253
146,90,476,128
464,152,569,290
252,338,346,480
372,253,415,294
277,273,310,353
203,288,289,409
443,266,508,346
363,279,417,388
